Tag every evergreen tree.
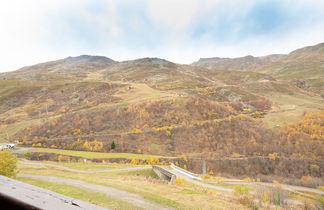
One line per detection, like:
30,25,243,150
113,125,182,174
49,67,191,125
110,141,116,150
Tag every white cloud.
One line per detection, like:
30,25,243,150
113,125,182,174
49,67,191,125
0,0,323,71
147,0,199,33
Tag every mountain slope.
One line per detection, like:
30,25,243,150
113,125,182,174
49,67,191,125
0,55,116,81
0,43,323,160
192,54,286,71
192,43,324,94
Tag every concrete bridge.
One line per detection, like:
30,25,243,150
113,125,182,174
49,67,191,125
152,165,176,184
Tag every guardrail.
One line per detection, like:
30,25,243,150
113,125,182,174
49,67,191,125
170,164,202,180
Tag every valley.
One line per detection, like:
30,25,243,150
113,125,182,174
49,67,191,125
0,42,323,209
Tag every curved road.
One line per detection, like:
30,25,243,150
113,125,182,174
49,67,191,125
18,174,173,210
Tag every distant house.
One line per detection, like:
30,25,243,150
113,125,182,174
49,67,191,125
0,143,15,150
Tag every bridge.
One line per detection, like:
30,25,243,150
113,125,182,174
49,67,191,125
152,165,176,184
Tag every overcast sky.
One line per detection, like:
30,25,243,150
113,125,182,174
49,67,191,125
0,0,324,72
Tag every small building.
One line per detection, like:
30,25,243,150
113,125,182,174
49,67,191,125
0,143,15,150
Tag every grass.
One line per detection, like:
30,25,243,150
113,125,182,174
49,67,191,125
0,118,39,139
20,161,143,171
17,164,249,210
16,177,142,210
31,148,164,160
263,92,324,127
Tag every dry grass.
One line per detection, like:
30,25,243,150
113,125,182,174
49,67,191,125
17,163,249,210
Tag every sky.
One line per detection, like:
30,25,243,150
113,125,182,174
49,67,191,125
0,0,324,72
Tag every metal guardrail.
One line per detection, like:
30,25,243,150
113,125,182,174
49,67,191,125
170,164,202,180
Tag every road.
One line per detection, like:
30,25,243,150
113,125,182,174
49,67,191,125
18,174,173,210
170,168,233,193
168,167,318,206
20,160,151,173
223,181,324,196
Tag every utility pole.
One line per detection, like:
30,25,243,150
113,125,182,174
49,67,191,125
5,131,10,142
202,158,206,176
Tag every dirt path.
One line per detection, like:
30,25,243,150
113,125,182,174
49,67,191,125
20,160,151,173
18,174,173,210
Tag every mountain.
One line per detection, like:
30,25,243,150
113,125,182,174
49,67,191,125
0,55,116,81
192,54,286,71
192,43,324,94
0,43,323,160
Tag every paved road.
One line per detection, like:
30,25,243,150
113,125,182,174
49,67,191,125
224,181,324,196
18,174,173,210
20,160,151,173
169,167,317,206
169,168,233,193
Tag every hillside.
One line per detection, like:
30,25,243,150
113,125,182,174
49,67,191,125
192,43,324,94
0,44,323,163
192,54,286,71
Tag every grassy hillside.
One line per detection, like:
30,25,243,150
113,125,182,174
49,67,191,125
1,43,323,161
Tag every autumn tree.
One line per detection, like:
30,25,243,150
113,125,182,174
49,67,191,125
0,150,18,177
83,139,103,152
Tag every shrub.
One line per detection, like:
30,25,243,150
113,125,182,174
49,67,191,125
0,150,18,177
268,153,277,160
130,158,139,165
83,140,103,152
237,196,258,210
233,185,250,196
174,177,184,185
165,130,171,137
147,157,160,165
316,186,324,191
130,128,141,134
256,186,286,207
57,155,70,163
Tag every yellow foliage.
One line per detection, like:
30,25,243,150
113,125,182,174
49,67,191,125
130,158,139,165
300,176,311,182
153,125,176,132
0,150,17,177
57,155,70,163
173,177,184,185
233,185,250,196
310,164,320,170
32,143,42,147
147,157,160,165
180,154,188,162
83,140,103,152
272,180,280,185
268,153,278,161
316,186,324,191
207,170,214,176
243,177,252,182
165,130,171,137
71,129,81,135
129,128,141,134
